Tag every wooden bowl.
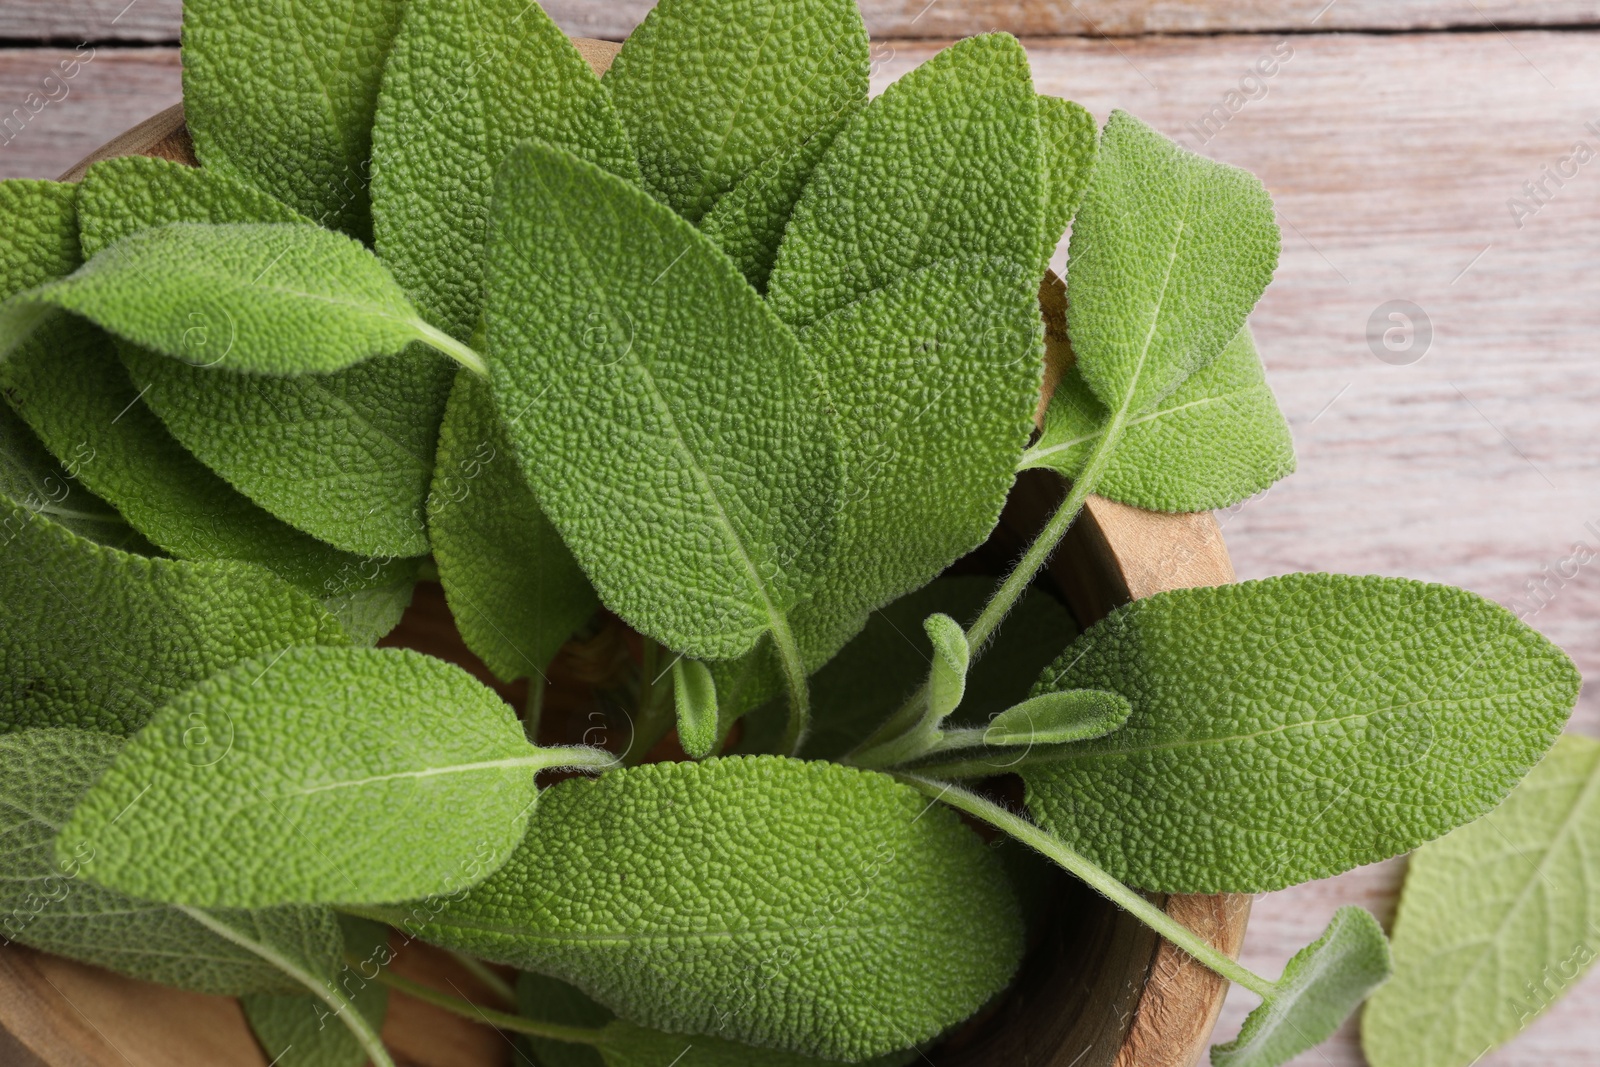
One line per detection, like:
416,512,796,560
0,38,1249,1067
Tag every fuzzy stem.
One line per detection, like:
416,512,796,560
625,640,675,766
176,907,396,1067
772,615,812,756
362,961,606,1045
523,679,546,745
535,745,620,774
894,776,1276,1000
411,319,489,377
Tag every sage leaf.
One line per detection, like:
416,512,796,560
1066,110,1279,419
1021,574,1580,893
604,0,869,225
1211,907,1390,1067
181,0,402,238
368,756,1022,1060
484,141,838,660
3,222,475,377
372,0,638,342
767,33,1043,329
1362,733,1600,1067
983,689,1131,746
79,156,450,558
1,498,347,735
698,106,859,292
0,172,415,621
0,400,152,554
673,658,720,759
923,613,969,723
517,970,613,1067
0,728,341,995
786,258,1042,663
56,646,579,907
1022,326,1295,512
1037,95,1098,268
243,916,390,1067
0,179,79,292
428,374,598,683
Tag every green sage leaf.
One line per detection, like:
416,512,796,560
3,222,460,377
484,141,838,660
603,0,869,225
1362,733,1600,1067
0,400,151,553
0,179,79,291
79,156,450,558
58,646,561,907
243,916,391,1067
1066,110,1279,419
181,0,403,238
1021,574,1579,893
1,498,347,734
1022,326,1295,512
372,0,638,342
1037,95,1098,268
428,374,597,684
673,658,721,759
1211,907,1390,1067
923,613,969,723
0,728,341,995
370,756,1022,1060
983,689,1131,746
767,33,1042,329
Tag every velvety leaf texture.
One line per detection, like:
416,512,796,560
1,498,347,735
484,142,838,660
0,401,151,553
7,222,434,376
0,312,412,633
0,179,79,292
428,374,597,684
1023,326,1295,512
372,0,638,341
1037,95,1098,268
604,0,868,225
1363,734,1600,1067
1211,906,1390,1067
242,916,390,1067
766,33,1043,329
59,646,544,907
0,170,412,615
1066,110,1279,418
372,756,1022,1060
1021,574,1580,893
0,728,341,995
787,257,1041,663
181,0,402,238
79,157,448,558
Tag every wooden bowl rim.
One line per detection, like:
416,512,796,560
6,36,1249,1067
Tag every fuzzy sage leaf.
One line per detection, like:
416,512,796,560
924,613,969,723
0,728,343,996
983,690,1132,747
1022,326,1295,512
58,646,611,907
364,756,1022,1061
1211,907,1391,1067
1022,574,1580,893
673,658,720,759
483,141,838,663
604,0,869,226
243,916,391,1067
0,222,482,377
181,0,402,239
1363,733,1600,1067
1037,95,1098,269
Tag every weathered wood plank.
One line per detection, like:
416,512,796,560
4,0,1600,43
4,29,1598,1066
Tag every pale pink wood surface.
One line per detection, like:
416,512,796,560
2,22,1598,1067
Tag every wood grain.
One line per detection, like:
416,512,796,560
5,0,1600,42
3,24,1598,1067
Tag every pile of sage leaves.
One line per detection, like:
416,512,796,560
0,1,1583,1065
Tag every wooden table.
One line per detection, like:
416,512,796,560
3,3,1597,1064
